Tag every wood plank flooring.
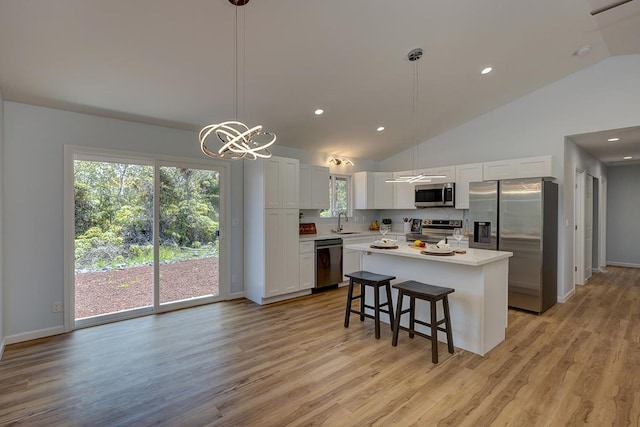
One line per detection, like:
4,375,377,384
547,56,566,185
1,266,640,426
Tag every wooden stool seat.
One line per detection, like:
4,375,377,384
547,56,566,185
391,280,455,363
344,271,396,339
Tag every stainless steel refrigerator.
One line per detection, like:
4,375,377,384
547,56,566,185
468,178,558,313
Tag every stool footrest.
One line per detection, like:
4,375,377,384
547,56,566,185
396,325,433,341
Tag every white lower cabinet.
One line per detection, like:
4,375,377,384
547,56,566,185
264,209,300,297
299,241,315,290
342,235,380,280
343,249,361,280
245,208,300,304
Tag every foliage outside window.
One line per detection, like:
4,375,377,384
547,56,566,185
320,175,351,218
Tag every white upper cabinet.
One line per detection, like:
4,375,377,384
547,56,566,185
483,155,554,181
455,163,483,209
353,172,394,210
264,156,299,209
421,165,455,184
299,164,330,210
393,170,417,209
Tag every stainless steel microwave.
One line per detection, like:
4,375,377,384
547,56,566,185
415,183,455,208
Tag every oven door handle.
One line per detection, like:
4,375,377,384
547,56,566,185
316,244,343,249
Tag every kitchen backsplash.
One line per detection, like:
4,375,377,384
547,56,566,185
300,208,468,234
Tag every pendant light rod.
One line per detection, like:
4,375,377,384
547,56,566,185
199,0,276,160
387,48,435,184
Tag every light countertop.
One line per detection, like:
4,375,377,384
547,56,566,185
299,231,402,242
344,242,512,267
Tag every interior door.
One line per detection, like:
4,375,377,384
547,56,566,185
584,174,593,281
574,169,584,286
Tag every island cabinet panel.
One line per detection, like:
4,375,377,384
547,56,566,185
455,163,483,209
344,242,512,356
353,171,394,209
341,235,372,280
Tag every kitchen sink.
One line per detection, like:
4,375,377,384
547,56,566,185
332,231,360,235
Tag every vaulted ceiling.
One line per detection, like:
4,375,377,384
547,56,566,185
1,0,639,161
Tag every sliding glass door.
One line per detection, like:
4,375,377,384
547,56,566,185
158,166,220,305
72,154,225,328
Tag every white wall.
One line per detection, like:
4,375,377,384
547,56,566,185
606,165,640,267
1,101,382,342
381,54,640,301
2,102,241,340
0,88,5,355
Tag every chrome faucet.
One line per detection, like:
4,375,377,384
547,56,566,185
338,211,348,232
333,211,348,233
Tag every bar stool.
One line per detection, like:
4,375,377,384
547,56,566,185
391,280,455,363
344,271,396,339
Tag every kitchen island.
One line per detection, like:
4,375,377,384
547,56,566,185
344,243,513,356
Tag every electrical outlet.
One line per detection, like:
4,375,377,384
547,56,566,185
52,301,62,313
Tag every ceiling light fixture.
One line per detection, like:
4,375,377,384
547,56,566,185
608,137,620,142
199,0,276,160
327,157,354,166
481,66,493,75
377,126,385,132
386,48,444,184
575,45,592,57
623,156,633,160
315,109,324,115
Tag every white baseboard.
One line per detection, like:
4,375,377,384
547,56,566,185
5,326,66,345
0,337,5,360
606,261,640,269
260,289,312,305
228,291,245,300
557,288,575,303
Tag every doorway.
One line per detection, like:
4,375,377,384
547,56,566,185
67,149,227,329
574,170,600,286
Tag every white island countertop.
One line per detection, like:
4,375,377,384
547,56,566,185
344,242,512,267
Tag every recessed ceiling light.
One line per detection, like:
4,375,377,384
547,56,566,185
377,126,385,132
481,67,493,75
623,156,633,160
608,137,620,142
314,109,324,115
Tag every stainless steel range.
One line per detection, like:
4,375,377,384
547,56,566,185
405,219,462,244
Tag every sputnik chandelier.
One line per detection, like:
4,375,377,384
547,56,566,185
199,0,276,160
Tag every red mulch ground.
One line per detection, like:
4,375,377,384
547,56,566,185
75,257,219,319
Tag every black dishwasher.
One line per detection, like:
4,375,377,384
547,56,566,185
315,238,343,288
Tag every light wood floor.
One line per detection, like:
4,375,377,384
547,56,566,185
1,266,639,426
